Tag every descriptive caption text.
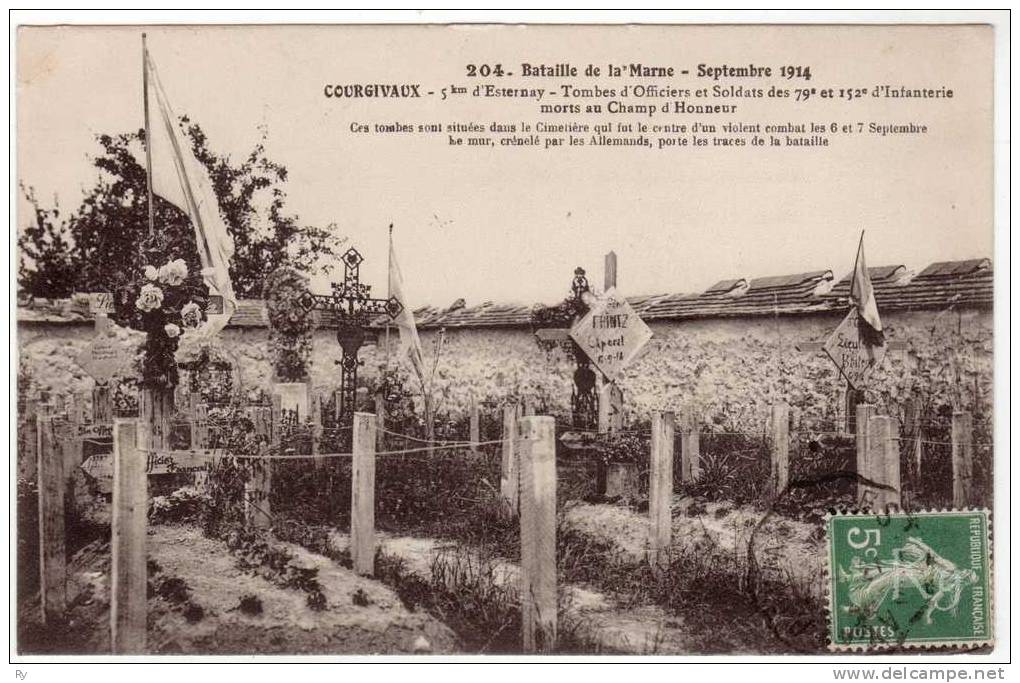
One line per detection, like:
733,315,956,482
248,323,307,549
323,62,954,151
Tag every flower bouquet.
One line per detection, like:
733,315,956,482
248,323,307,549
126,258,209,391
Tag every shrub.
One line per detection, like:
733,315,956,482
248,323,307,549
238,594,263,616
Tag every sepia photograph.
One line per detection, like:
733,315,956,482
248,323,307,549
9,12,1008,670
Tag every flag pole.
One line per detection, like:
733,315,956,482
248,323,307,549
386,223,393,356
848,229,865,303
142,33,155,240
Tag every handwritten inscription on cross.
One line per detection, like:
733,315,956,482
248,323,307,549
794,336,907,433
299,247,403,437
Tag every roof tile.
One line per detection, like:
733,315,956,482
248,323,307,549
17,258,993,330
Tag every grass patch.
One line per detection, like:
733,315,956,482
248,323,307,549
556,523,827,654
376,547,608,654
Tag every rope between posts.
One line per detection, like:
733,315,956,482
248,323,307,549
134,438,507,460
553,425,650,436
377,426,478,446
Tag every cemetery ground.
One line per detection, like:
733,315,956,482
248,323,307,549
18,424,842,655
17,390,987,656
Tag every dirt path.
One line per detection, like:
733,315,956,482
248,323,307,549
19,499,825,655
563,499,828,599
19,525,458,655
324,529,701,654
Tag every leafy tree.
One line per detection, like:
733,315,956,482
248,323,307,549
17,187,77,299
18,119,340,305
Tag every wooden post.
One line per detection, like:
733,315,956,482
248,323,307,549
648,411,674,572
271,393,283,443
604,250,617,291
374,391,386,451
139,387,173,450
519,415,557,653
310,392,322,465
67,393,84,426
952,412,974,508
89,383,110,427
58,430,81,512
36,415,65,624
523,396,535,417
59,403,84,489
596,379,624,496
599,250,626,494
598,381,624,434
19,412,39,481
501,405,521,515
770,403,790,497
245,407,273,529
855,403,875,503
250,406,273,445
845,384,865,434
680,407,701,482
469,400,480,454
883,416,903,510
193,402,209,450
914,407,925,478
111,420,146,653
178,392,195,448
867,415,901,511
902,399,919,506
350,412,377,577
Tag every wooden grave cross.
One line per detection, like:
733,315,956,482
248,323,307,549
794,325,907,433
74,293,129,423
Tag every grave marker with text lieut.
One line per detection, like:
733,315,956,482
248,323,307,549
822,307,887,389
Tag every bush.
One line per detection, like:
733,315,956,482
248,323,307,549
149,486,209,525
682,430,770,505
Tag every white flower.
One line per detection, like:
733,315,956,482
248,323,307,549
164,323,181,338
144,265,158,281
135,284,164,312
180,301,202,328
158,258,188,286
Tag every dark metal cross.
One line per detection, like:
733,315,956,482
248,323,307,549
299,247,403,439
534,267,599,429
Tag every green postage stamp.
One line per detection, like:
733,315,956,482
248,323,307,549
827,510,992,650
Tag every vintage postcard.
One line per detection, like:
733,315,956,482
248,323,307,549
12,17,1004,663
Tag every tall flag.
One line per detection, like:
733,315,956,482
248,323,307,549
388,228,427,387
145,46,237,336
849,233,885,348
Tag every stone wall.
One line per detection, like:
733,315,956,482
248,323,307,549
17,306,993,431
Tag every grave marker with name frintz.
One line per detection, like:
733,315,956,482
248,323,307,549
569,287,652,384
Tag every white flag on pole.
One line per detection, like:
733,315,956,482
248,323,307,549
145,48,237,336
849,234,885,348
388,233,427,387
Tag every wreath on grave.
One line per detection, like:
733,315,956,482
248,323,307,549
262,267,314,383
176,336,239,405
117,258,209,391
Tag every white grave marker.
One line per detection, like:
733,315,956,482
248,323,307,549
570,288,652,383
822,307,887,388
